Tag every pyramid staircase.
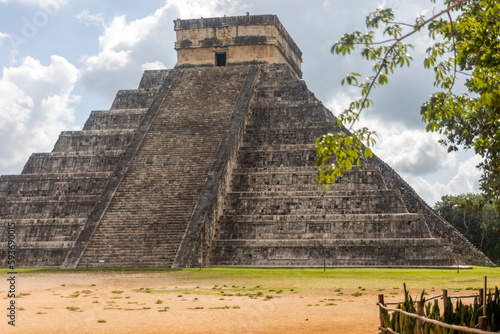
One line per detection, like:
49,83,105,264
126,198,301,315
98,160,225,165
209,64,457,267
0,63,491,268
76,66,252,268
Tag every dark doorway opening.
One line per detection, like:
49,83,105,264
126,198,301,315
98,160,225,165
216,53,226,66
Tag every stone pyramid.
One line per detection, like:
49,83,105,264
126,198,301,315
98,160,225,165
0,15,492,268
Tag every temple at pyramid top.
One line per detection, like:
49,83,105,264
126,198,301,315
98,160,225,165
174,14,303,78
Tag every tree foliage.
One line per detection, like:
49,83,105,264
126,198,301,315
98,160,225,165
316,0,500,208
434,193,500,263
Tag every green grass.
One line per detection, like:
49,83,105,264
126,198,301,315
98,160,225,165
2,267,500,293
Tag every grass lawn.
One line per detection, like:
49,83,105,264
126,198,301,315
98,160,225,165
3,266,499,292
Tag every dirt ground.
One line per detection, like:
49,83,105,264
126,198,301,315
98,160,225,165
1,271,383,334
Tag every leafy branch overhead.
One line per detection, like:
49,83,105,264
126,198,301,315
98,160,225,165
316,0,500,208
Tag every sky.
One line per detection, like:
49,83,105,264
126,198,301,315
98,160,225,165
0,0,482,206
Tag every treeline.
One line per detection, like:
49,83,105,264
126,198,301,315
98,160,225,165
434,193,500,265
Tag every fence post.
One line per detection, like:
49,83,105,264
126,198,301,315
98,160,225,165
442,289,448,315
479,316,487,330
378,294,385,330
483,276,487,317
417,300,423,334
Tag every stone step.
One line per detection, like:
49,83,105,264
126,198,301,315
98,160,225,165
0,172,110,197
254,82,313,100
110,88,158,110
138,69,170,89
257,64,297,82
22,151,124,174
83,109,147,130
246,103,327,126
243,125,337,146
217,213,432,239
231,165,385,191
0,241,73,249
0,218,86,242
52,129,135,153
0,241,75,267
237,145,318,168
224,189,408,215
210,238,456,267
1,195,99,218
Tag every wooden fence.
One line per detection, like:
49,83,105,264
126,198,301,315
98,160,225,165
377,276,492,334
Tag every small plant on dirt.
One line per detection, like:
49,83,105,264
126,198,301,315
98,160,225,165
156,300,163,304
97,320,106,323
69,291,80,298
209,305,240,309
112,290,123,294
352,292,363,297
66,306,82,312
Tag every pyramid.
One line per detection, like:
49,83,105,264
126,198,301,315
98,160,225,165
0,15,492,268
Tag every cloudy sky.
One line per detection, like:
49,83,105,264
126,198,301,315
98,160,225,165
0,0,481,206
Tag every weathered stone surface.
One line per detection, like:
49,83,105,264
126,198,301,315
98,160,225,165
78,66,252,268
175,15,302,78
0,15,492,268
203,63,465,267
0,69,162,266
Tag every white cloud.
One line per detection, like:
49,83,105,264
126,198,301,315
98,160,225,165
79,1,244,99
166,0,245,18
0,79,33,132
404,155,482,206
142,61,167,71
79,6,171,98
0,32,8,47
0,55,80,173
376,129,456,176
0,0,67,10
447,155,482,195
76,10,105,28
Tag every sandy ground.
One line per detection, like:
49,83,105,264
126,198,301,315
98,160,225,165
1,271,382,334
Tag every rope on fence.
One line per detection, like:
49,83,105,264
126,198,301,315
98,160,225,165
378,325,400,334
385,293,480,306
449,294,481,299
377,302,492,334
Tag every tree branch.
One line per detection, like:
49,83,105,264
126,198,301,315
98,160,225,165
348,0,472,127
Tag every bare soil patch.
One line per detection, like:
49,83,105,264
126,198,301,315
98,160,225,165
1,271,381,333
